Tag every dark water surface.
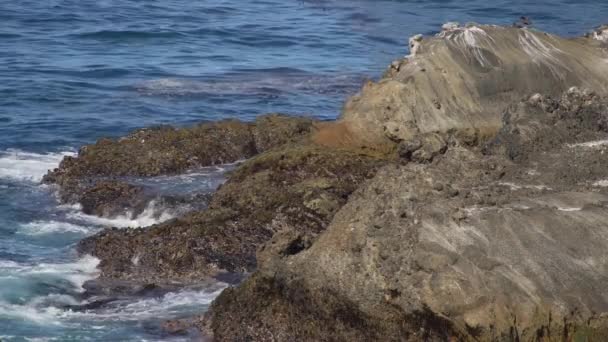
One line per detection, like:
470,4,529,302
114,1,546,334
1,0,608,340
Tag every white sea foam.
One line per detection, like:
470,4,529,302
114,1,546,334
0,301,64,325
0,149,75,182
0,255,100,291
0,257,100,326
28,293,82,308
18,220,91,236
67,200,174,228
61,286,226,321
0,286,224,333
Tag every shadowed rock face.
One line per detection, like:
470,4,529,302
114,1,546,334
339,25,608,146
203,90,608,340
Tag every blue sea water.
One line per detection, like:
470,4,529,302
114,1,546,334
1,0,608,340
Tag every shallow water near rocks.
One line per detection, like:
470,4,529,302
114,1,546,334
2,0,608,340
0,151,227,340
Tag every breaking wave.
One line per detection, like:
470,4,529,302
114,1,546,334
63,286,226,321
18,221,91,236
0,255,99,294
0,149,74,183
66,201,175,228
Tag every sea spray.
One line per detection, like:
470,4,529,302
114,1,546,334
0,150,75,183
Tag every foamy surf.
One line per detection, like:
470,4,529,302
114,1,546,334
0,149,74,183
0,255,100,292
0,285,225,341
0,256,100,331
18,221,91,236
61,286,226,321
67,201,175,228
0,300,65,325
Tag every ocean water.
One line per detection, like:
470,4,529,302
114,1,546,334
1,0,608,340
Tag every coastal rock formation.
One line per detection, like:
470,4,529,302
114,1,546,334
45,113,315,181
203,89,608,341
42,23,608,340
43,113,317,218
339,24,608,146
76,145,386,283
78,181,147,217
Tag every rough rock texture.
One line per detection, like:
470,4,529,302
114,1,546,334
43,23,608,340
203,90,608,341
78,181,147,217
43,113,318,218
45,114,315,180
77,145,386,283
339,25,608,146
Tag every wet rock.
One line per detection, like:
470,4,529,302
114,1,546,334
44,120,255,182
79,181,147,217
42,114,318,219
43,114,316,192
77,145,385,283
161,319,191,335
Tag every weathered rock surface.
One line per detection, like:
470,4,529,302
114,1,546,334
42,23,608,341
77,145,386,283
43,113,318,219
45,113,315,181
203,90,608,340
78,181,147,217
339,25,608,146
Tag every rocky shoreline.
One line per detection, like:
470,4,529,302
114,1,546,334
45,24,608,340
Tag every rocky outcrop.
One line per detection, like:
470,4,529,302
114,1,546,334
338,24,608,146
43,113,318,219
42,23,608,340
77,145,386,283
78,181,147,217
45,113,315,181
203,90,608,340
